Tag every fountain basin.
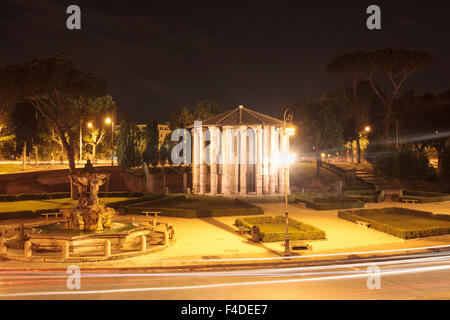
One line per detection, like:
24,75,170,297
29,222,153,254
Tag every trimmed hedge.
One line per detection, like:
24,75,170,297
126,196,263,218
338,207,450,239
235,215,326,242
399,190,450,203
344,189,386,203
0,194,155,221
0,191,146,203
105,194,166,209
295,197,364,210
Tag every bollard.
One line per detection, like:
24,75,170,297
62,241,70,260
153,219,157,231
164,231,170,247
0,237,6,255
19,223,25,239
24,240,32,258
140,235,147,252
104,240,111,258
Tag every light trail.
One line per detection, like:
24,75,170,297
0,253,449,280
1,259,450,297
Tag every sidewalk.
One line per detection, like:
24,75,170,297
1,199,450,270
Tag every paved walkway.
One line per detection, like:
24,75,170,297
2,198,450,269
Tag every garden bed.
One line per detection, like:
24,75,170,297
338,207,450,239
398,190,450,203
235,215,326,242
343,189,386,203
0,196,148,221
294,196,364,210
126,195,263,218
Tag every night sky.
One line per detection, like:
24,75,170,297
0,0,449,122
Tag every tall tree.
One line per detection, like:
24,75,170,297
142,120,160,166
192,100,224,121
0,54,108,171
396,89,450,168
81,95,117,162
117,119,140,169
170,107,194,130
360,49,433,146
292,97,344,176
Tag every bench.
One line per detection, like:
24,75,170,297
356,220,371,228
40,212,64,219
402,199,417,204
141,211,161,219
290,241,312,251
238,225,249,235
141,211,161,231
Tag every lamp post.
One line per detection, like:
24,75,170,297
282,108,294,256
105,117,114,166
79,119,83,164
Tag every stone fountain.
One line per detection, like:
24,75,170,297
61,169,116,231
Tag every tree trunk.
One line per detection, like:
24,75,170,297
383,99,394,148
316,153,322,177
350,142,354,163
35,146,39,165
356,138,361,164
93,144,96,163
22,142,27,170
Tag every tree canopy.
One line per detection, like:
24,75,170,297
0,54,108,171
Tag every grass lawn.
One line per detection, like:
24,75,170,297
148,198,255,209
0,197,132,213
236,216,326,242
127,196,262,217
355,211,450,230
339,207,450,239
0,164,24,174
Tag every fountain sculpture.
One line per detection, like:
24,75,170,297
61,168,117,231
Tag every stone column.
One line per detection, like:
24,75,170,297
222,127,232,195
209,127,218,195
199,128,206,194
233,130,239,194
262,126,270,194
192,128,199,193
239,127,247,195
269,126,278,194
256,126,263,195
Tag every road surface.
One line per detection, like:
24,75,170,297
1,251,449,300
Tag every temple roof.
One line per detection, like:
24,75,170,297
195,105,285,127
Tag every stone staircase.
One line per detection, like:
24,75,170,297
336,163,400,200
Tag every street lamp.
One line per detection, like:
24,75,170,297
365,125,371,133
282,108,294,256
87,122,93,129
105,117,114,166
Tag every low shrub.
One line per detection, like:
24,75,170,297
106,193,166,209
370,148,436,180
0,191,145,203
398,190,450,203
235,215,326,242
338,207,450,239
295,197,364,210
126,196,263,218
343,189,386,203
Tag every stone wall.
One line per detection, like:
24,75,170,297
0,166,191,194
